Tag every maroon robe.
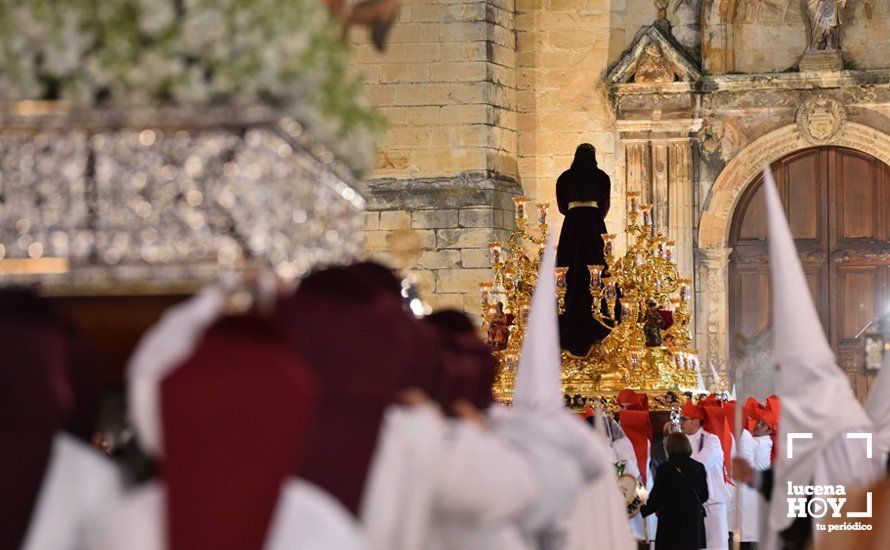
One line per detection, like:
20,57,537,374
0,289,103,549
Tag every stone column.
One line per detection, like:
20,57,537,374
652,142,670,234
695,247,732,387
668,140,694,279
624,141,652,206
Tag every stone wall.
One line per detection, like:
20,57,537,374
363,174,520,316
514,0,625,246
842,1,890,69
732,0,808,73
347,0,520,312
350,0,517,179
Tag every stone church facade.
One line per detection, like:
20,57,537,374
348,0,890,397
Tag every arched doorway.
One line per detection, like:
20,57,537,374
728,146,890,398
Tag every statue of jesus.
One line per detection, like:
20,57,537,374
556,144,613,356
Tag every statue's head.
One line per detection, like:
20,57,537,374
572,143,597,171
644,42,662,58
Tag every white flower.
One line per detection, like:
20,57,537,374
137,0,176,37
0,0,382,174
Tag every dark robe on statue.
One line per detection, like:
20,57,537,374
556,144,612,356
641,457,709,550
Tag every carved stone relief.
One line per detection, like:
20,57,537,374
697,118,744,160
796,95,847,144
606,20,702,85
634,43,677,84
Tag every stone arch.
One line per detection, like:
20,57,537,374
698,122,890,249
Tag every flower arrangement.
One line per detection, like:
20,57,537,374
0,0,382,174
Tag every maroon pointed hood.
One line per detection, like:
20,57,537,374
424,309,496,413
161,314,318,550
273,262,442,513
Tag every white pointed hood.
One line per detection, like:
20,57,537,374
708,361,722,394
866,348,890,459
696,363,706,393
512,233,564,416
762,165,872,535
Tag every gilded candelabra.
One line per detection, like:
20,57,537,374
481,197,549,396
483,193,701,406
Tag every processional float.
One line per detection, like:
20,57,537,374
482,193,703,412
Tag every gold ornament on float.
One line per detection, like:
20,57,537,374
482,193,701,407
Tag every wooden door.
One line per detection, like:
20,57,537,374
728,147,890,400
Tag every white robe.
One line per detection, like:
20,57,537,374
490,409,600,545
560,435,637,550
359,403,449,550
95,478,367,550
492,408,636,550
733,431,772,542
865,351,890,468
362,404,556,550
612,435,656,541
690,428,730,549
21,433,125,550
425,418,539,550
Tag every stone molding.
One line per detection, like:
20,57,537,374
698,121,890,249
363,171,522,316
607,20,702,85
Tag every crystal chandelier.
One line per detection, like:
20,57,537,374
0,103,365,291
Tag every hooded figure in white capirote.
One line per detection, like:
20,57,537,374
760,165,884,550
492,233,634,550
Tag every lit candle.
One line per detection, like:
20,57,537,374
588,264,604,286
537,202,549,226
641,204,653,226
489,241,503,264
627,192,639,213
480,281,493,304
513,196,529,221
